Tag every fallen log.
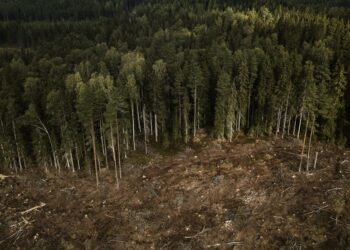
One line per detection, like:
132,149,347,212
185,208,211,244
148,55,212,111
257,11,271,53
21,202,46,215
0,174,10,180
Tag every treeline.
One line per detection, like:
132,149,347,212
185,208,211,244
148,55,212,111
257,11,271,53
0,0,144,21
0,0,349,21
0,3,349,184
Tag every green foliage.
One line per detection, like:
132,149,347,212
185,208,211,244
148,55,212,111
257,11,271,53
214,71,231,139
76,73,107,129
0,0,349,170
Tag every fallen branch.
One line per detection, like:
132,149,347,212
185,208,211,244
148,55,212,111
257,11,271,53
185,226,209,239
109,240,127,243
21,202,46,215
326,188,342,193
280,151,306,157
0,174,10,180
21,217,30,224
206,241,243,248
105,214,116,219
304,205,329,216
6,217,34,245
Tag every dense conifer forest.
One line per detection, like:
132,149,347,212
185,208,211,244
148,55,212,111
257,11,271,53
0,0,349,183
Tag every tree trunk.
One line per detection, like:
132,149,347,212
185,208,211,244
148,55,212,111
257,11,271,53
299,116,309,172
116,118,122,179
91,120,99,186
122,127,128,159
143,105,148,154
155,113,158,143
228,118,233,143
70,149,75,172
65,153,71,171
23,157,27,170
197,97,200,130
0,143,8,169
282,94,289,139
193,84,197,137
56,155,61,172
184,105,188,143
44,161,48,173
100,121,105,156
179,97,182,132
247,89,251,129
197,107,200,131
75,144,81,170
13,158,17,174
306,116,315,172
110,122,119,188
287,115,292,136
292,115,297,136
100,120,108,169
97,152,101,172
313,152,319,170
124,127,129,151
38,119,59,171
136,102,142,133
297,112,303,139
49,157,53,170
131,101,136,150
83,134,87,161
12,120,23,172
276,108,282,137
238,111,241,132
150,112,153,136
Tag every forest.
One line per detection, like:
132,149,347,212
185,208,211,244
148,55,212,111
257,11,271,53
1,0,350,249
0,0,349,184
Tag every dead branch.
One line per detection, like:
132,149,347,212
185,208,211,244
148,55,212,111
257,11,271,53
109,240,127,243
105,214,116,219
326,188,342,193
6,217,34,245
0,174,10,180
304,205,329,216
280,151,306,157
20,202,46,215
281,187,293,195
184,226,209,239
206,241,243,248
21,217,30,224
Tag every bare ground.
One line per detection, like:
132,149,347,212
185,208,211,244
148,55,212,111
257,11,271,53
1,134,350,249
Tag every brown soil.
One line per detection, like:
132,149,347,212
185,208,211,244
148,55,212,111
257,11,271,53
1,134,350,249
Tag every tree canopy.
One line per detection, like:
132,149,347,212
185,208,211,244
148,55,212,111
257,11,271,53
0,0,349,176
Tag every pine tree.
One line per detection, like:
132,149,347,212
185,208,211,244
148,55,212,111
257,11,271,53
104,84,126,188
299,61,318,172
214,71,231,139
233,50,249,132
151,59,167,143
76,73,107,186
185,52,203,138
119,51,145,150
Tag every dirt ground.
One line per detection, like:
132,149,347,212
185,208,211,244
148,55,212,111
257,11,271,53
1,134,350,249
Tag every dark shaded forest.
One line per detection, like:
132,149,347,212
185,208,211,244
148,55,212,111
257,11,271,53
0,0,349,21
0,0,349,184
